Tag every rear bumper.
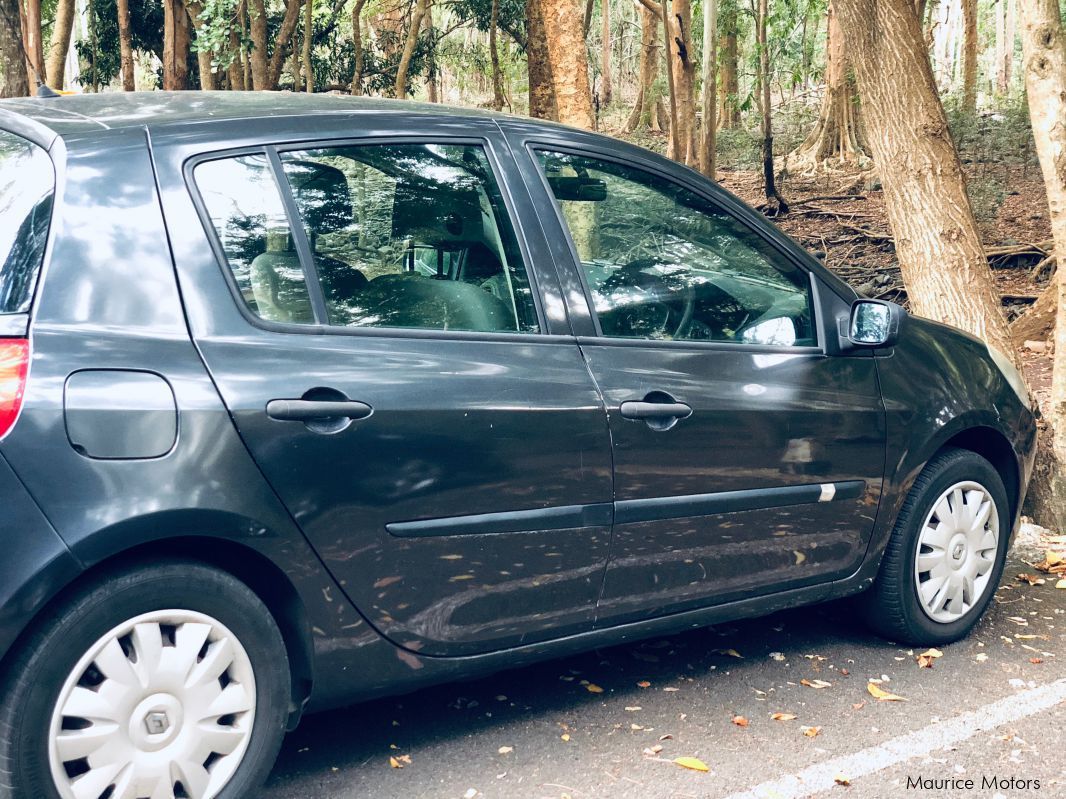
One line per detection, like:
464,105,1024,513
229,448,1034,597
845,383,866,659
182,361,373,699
0,451,80,663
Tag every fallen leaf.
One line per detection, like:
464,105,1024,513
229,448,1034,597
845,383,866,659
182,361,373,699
498,746,513,755
1057,579,1066,589
867,682,906,701
1029,658,1044,664
674,756,710,773
630,724,644,731
916,648,943,668
374,575,403,589
851,701,866,710
659,733,673,741
771,712,798,721
801,678,832,689
802,726,821,738
834,773,851,786
388,754,412,768
1017,573,1046,586
731,715,749,727
561,733,570,742
975,653,989,663
625,706,642,712
662,687,680,692
585,683,604,694
714,648,743,658
637,680,651,688
643,744,664,755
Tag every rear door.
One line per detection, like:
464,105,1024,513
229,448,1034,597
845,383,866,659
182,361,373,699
154,119,613,656
510,135,887,625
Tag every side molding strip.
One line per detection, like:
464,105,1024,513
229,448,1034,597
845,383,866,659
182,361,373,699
387,502,614,538
614,481,865,525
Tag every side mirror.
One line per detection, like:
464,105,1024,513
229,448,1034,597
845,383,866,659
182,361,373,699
847,299,905,348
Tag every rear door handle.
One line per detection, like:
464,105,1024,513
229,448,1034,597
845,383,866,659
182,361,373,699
619,401,692,421
266,399,373,422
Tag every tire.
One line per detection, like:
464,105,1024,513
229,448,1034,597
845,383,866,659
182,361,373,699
0,561,290,799
861,448,1011,646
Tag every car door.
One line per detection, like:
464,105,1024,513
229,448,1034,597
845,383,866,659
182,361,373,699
155,122,614,657
512,136,887,626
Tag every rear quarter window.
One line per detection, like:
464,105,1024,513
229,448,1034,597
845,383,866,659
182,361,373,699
0,130,54,314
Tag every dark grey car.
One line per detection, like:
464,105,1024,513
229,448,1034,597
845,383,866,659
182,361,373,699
0,93,1035,799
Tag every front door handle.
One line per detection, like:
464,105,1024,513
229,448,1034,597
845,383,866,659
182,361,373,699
619,401,692,421
266,399,373,422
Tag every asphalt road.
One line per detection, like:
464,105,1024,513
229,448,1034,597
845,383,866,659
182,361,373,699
262,535,1066,799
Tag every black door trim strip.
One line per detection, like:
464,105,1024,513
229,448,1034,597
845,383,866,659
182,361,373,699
386,481,864,538
614,481,865,525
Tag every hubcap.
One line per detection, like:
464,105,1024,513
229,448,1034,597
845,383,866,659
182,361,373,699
914,481,1000,623
48,610,256,799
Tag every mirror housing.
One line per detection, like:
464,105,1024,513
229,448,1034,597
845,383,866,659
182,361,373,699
547,175,608,202
846,299,905,348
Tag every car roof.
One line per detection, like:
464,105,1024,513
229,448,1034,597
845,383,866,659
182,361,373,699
0,91,520,140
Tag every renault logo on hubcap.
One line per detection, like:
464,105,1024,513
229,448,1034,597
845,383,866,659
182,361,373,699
144,711,170,735
952,543,965,560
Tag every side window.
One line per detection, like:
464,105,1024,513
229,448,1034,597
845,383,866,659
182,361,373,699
277,143,539,334
0,130,54,315
536,150,814,346
196,154,315,324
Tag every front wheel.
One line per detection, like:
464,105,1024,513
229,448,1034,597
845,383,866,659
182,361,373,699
0,562,290,799
861,448,1010,645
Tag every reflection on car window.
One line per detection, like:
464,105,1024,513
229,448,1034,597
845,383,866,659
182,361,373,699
0,131,54,314
196,154,316,324
536,150,814,346
278,143,539,334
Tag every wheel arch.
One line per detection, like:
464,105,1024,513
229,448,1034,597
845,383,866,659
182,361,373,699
936,425,1021,523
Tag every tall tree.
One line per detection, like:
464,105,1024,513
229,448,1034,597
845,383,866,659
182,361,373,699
790,2,867,170
163,0,190,89
600,0,613,105
395,0,430,96
186,1,218,90
0,0,29,96
539,0,596,129
1018,0,1066,528
625,1,664,131
248,0,269,88
835,0,1014,355
21,0,46,85
640,0,696,162
526,0,556,118
45,0,75,88
267,0,302,87
302,0,313,92
699,0,716,177
489,0,505,109
350,0,368,94
117,0,136,90
755,0,786,212
961,0,977,110
717,0,739,128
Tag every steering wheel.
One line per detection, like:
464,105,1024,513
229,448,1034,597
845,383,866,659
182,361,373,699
598,260,696,340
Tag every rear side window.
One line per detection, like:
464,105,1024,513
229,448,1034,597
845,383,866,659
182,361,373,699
0,131,54,314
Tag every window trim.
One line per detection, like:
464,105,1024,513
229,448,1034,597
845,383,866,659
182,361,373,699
185,136,551,340
524,141,825,354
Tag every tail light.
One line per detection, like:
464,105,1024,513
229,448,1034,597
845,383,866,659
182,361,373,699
0,339,29,439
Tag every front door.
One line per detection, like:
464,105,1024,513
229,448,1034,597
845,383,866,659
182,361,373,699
526,145,886,625
164,130,614,656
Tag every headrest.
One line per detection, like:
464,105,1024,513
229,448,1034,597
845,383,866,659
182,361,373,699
284,160,353,236
391,183,483,247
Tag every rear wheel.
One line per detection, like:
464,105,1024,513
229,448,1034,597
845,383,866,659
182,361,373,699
0,562,290,799
861,448,1010,645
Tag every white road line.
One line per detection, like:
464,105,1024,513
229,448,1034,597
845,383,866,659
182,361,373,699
722,678,1066,799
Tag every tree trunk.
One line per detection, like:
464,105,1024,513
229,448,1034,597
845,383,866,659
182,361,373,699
22,0,45,86
248,0,269,89
268,0,303,88
1018,0,1066,528
228,4,245,90
394,0,430,97
600,0,613,106
539,0,596,129
626,3,663,131
757,0,786,213
351,0,367,94
790,2,868,170
303,0,313,92
961,0,977,111
835,0,1014,356
1011,281,1056,346
163,0,190,90
526,0,556,118
186,1,217,90
670,0,697,164
718,0,739,128
490,0,505,109
0,0,29,96
116,0,136,90
45,0,75,88
699,0,716,177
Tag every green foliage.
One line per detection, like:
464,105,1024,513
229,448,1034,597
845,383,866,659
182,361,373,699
75,0,164,89
448,0,527,45
192,0,249,72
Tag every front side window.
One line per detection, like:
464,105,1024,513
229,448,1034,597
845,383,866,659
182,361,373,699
536,150,814,346
0,131,54,314
278,143,539,334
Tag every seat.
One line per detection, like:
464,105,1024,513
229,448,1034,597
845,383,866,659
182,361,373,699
249,231,315,324
355,272,514,332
